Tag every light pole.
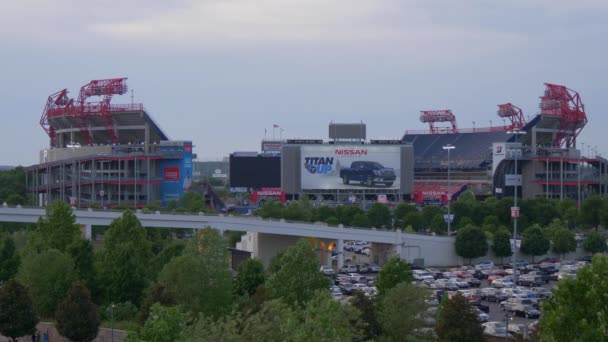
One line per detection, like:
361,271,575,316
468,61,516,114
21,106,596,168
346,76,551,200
443,144,455,236
507,129,526,288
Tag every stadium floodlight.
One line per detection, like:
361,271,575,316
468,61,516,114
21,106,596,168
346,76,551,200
443,144,455,236
506,129,526,289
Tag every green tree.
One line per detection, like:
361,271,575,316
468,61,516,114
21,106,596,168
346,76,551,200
435,293,484,342
18,249,76,317
283,201,311,222
96,210,152,305
25,200,80,254
350,291,381,340
430,213,447,234
177,191,205,213
379,282,429,340
138,304,185,342
492,229,513,264
0,234,19,282
540,255,608,341
136,283,176,326
376,256,413,296
367,203,392,228
234,258,265,296
401,211,425,232
351,212,371,228
422,205,443,228
520,225,550,263
55,282,99,342
394,203,418,222
582,231,607,254
255,201,284,219
455,226,488,264
0,167,27,205
149,240,186,281
551,227,577,259
158,228,233,317
580,195,603,230
294,290,361,341
67,239,96,292
266,239,331,307
0,280,38,341
325,216,340,225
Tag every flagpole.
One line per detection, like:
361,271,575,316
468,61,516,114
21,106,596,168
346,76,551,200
273,126,275,141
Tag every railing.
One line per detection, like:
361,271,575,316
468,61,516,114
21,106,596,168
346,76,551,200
47,103,144,118
404,125,510,135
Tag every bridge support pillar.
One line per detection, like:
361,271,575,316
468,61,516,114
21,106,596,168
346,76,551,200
337,239,344,269
83,224,92,240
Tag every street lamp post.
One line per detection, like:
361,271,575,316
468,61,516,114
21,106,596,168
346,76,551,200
443,144,455,236
507,129,526,289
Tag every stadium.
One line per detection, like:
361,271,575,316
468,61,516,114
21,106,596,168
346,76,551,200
233,83,608,207
27,78,199,208
26,79,608,210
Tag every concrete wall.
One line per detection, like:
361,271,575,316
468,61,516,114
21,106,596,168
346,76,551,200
241,231,588,268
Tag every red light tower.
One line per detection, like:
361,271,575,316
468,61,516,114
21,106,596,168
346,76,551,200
420,110,458,134
40,89,73,146
497,103,525,130
76,78,128,145
539,83,587,147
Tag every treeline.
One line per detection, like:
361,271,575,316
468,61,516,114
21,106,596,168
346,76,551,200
0,167,27,205
0,200,485,341
257,192,608,235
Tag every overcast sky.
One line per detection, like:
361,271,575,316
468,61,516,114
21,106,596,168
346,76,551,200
1,0,607,166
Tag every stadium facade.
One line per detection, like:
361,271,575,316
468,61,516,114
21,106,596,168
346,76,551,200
27,78,195,208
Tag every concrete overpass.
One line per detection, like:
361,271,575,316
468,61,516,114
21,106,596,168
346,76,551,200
0,206,460,267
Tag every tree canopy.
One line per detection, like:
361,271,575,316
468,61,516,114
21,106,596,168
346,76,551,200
266,239,331,307
435,293,484,342
25,200,81,254
55,282,99,342
158,228,233,318
376,256,413,296
0,280,38,341
582,231,607,254
0,234,20,282
234,258,265,297
492,229,513,263
17,249,76,317
520,225,550,262
551,227,577,259
96,210,152,305
540,255,608,341
455,226,488,264
379,282,429,340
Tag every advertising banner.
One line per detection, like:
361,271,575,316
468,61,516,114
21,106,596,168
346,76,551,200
160,141,193,205
301,145,401,190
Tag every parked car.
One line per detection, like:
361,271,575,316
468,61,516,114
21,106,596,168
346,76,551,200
358,264,370,273
501,298,539,312
511,304,541,319
466,278,482,287
368,263,381,273
340,264,358,273
538,257,560,264
339,283,355,295
531,287,553,299
517,275,543,287
475,307,489,322
413,270,435,281
470,299,490,313
476,261,495,269
492,279,513,288
320,266,335,276
483,322,511,338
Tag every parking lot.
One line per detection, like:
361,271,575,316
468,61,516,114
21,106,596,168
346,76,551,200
332,246,588,338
